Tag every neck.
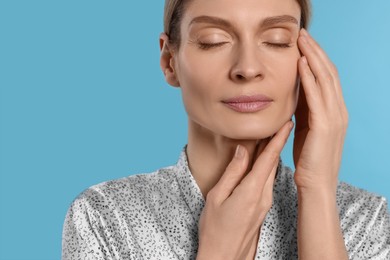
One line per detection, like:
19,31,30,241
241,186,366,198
186,120,261,199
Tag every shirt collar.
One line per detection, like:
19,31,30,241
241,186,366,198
173,145,291,225
173,145,206,225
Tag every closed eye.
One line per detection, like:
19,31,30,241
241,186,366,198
263,42,292,48
197,42,228,50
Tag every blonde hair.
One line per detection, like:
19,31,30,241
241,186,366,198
164,0,312,49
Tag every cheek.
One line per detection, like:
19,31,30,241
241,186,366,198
177,48,228,100
286,71,300,114
284,62,299,101
275,57,300,115
176,51,215,119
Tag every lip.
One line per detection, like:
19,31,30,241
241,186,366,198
222,95,273,113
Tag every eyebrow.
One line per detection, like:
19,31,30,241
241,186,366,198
189,15,299,29
262,15,299,27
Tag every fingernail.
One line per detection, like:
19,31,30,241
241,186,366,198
301,28,309,36
301,56,308,64
289,121,295,130
235,145,244,159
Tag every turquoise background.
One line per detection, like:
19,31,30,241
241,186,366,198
0,1,389,259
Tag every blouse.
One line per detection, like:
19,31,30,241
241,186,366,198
62,146,390,259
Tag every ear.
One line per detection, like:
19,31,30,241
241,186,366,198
160,33,180,87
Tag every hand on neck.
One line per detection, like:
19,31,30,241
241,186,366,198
186,121,263,199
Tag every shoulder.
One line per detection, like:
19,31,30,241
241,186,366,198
62,166,182,259
337,182,390,258
337,181,388,220
68,165,179,215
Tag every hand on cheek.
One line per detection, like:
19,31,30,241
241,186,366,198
293,29,349,193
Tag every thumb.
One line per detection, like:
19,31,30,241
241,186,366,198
209,145,249,204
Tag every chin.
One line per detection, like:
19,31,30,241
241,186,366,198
220,124,279,140
215,106,295,140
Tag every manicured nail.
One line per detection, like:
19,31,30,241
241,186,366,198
235,145,244,159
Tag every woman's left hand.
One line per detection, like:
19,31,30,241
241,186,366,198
293,29,348,193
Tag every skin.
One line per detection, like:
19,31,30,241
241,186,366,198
164,0,301,198
160,0,349,259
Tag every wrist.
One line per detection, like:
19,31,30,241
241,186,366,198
196,251,227,260
294,174,338,197
296,183,347,259
196,243,230,260
297,185,337,198
297,186,338,207
297,186,340,224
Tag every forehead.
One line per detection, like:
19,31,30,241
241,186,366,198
182,0,301,27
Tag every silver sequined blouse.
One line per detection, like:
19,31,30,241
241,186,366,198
62,147,390,259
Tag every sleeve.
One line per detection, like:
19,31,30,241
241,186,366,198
61,192,112,260
351,197,390,259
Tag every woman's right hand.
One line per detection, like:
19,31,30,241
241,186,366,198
196,120,294,260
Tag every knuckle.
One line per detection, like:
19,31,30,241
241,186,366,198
335,121,343,130
344,111,349,125
341,121,349,133
336,112,349,131
332,115,343,129
315,121,332,134
264,150,280,163
330,62,339,76
321,72,334,85
226,162,242,175
226,156,246,173
244,181,260,197
302,66,314,78
344,119,349,129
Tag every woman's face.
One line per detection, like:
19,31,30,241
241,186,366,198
172,0,301,140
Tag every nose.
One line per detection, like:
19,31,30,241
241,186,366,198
230,43,265,83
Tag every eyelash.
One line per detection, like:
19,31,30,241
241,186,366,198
197,42,227,50
197,42,291,50
263,42,292,49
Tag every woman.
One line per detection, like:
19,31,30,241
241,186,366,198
62,0,390,259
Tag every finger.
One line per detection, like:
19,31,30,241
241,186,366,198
303,30,348,119
262,162,278,201
299,33,348,128
210,144,250,204
258,162,278,213
255,138,271,158
298,56,324,116
299,30,344,113
303,31,348,127
241,121,293,197
300,29,335,73
298,36,337,109
250,138,271,170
